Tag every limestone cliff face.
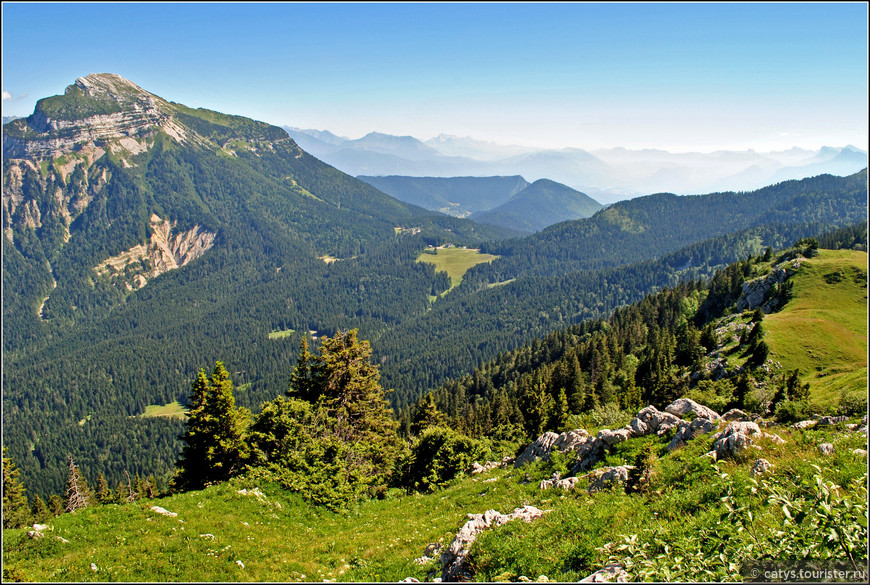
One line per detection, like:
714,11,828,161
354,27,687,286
3,74,188,159
94,214,216,291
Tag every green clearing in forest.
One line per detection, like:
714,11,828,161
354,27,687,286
416,247,499,294
141,401,188,420
268,329,296,339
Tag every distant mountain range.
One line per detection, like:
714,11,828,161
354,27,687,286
284,126,868,204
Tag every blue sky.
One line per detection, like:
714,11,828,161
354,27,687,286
2,2,867,152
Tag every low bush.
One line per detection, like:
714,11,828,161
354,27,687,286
400,426,490,492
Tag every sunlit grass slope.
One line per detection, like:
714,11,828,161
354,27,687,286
3,423,866,583
1,470,550,582
764,249,868,407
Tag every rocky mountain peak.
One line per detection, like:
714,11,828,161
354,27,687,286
3,73,183,160
73,73,154,103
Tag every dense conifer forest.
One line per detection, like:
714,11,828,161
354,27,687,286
2,75,866,509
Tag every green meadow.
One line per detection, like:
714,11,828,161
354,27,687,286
764,249,868,407
416,247,499,294
141,402,188,420
3,422,865,583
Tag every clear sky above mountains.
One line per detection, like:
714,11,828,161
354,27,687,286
2,2,867,153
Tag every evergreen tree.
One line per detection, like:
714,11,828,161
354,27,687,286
31,494,51,523
96,472,111,504
173,362,252,492
785,369,811,402
627,442,658,494
64,456,92,513
3,448,31,528
287,338,317,402
135,474,147,500
48,495,65,517
253,329,403,506
733,370,753,410
552,387,571,432
411,393,448,435
311,330,402,491
520,376,552,437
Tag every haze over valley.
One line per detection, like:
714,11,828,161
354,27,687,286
286,126,868,205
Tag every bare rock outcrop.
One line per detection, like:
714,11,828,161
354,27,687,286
736,262,798,313
631,405,682,436
93,214,215,291
665,398,721,421
3,74,180,160
722,408,750,421
514,429,593,467
440,506,546,582
712,421,762,460
585,466,634,494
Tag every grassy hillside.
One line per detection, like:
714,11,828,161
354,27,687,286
3,419,865,582
765,249,868,407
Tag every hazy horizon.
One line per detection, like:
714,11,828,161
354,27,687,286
2,3,868,154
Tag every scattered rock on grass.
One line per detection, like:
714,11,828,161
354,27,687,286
150,505,177,517
816,415,848,427
751,459,773,475
580,562,630,582
585,466,634,495
817,443,834,456
440,506,546,581
713,421,761,460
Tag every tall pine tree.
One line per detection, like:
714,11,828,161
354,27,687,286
3,448,31,528
172,362,251,492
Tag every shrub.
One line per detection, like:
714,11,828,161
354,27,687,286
837,391,868,417
626,442,658,495
401,426,490,492
774,399,810,424
686,379,735,414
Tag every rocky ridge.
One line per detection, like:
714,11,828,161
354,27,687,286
3,74,188,160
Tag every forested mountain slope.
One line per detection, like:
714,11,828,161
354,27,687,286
474,171,867,279
2,74,866,501
1,74,508,496
399,237,867,441
469,178,604,233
